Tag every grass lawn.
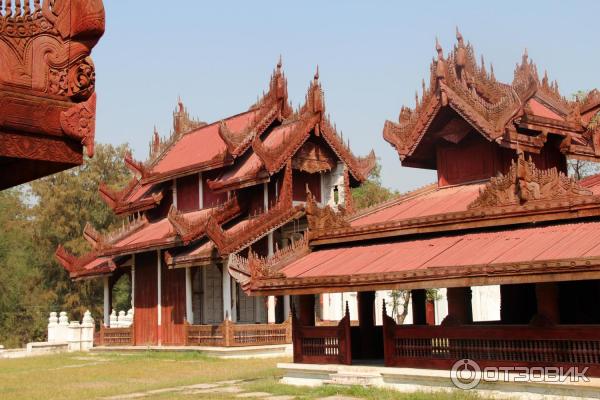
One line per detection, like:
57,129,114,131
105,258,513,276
0,351,481,400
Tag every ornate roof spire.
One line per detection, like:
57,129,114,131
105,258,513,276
277,54,282,70
314,64,320,82
456,26,464,46
435,37,444,60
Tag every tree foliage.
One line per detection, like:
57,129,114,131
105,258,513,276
351,162,397,209
0,144,132,347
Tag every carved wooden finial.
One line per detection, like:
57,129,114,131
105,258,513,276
435,37,443,60
314,65,319,81
455,26,463,44
277,54,282,69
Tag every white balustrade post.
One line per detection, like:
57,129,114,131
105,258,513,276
68,320,81,352
109,309,117,328
48,312,58,342
125,309,134,327
81,310,94,351
117,310,126,328
56,311,69,342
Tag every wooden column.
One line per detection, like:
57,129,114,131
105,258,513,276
131,255,136,311
103,275,110,327
500,284,537,324
283,295,291,319
298,295,315,326
222,266,232,320
411,289,427,325
185,267,193,324
446,287,473,324
357,291,376,359
157,250,162,345
534,282,560,324
267,296,276,323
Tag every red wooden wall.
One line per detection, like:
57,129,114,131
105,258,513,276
292,170,321,202
134,252,158,345
161,266,186,345
203,170,228,207
176,174,200,211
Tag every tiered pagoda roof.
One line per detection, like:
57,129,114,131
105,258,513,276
384,29,600,169
229,32,600,296
56,60,375,279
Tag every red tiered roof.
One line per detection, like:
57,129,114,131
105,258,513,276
57,60,375,279
229,32,600,297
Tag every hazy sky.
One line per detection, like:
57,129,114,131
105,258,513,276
94,0,600,192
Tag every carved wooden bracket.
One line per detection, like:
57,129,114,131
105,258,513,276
59,92,96,157
469,154,593,209
305,190,350,232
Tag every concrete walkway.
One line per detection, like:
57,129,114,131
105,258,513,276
101,378,357,400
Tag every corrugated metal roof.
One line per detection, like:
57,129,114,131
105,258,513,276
280,221,600,278
350,182,484,227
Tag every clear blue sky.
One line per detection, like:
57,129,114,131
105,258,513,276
94,0,599,192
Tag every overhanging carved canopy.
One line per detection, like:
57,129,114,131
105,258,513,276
0,0,105,189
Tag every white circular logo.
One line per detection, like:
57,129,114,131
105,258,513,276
451,358,481,390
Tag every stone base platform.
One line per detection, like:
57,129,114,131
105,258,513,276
91,344,292,359
278,363,600,400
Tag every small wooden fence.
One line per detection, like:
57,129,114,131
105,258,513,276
185,318,292,347
97,324,134,346
292,311,351,365
383,312,600,375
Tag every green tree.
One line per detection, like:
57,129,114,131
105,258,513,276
351,162,397,209
28,143,132,324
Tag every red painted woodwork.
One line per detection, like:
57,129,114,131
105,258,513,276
445,287,473,325
134,252,158,345
411,289,427,325
425,300,435,325
0,0,105,189
292,170,321,202
176,174,200,212
298,294,316,326
203,170,228,208
292,309,351,365
535,282,560,324
161,266,186,345
382,314,600,376
437,133,513,186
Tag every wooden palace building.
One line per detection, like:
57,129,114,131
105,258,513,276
229,31,600,374
0,0,105,189
55,60,376,347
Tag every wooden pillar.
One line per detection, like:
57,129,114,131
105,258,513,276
411,289,427,325
357,291,376,359
500,284,537,324
222,266,232,320
283,295,291,319
267,296,276,323
534,282,559,324
446,287,472,324
185,267,193,324
298,295,315,326
131,255,136,311
157,250,162,345
103,275,110,327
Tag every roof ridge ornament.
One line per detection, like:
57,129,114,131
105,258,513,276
468,154,593,209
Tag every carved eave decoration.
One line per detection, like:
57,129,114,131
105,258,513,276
83,214,149,252
230,232,311,291
99,178,163,215
469,154,593,209
206,162,303,255
384,29,600,164
167,194,244,245
0,0,105,188
292,141,337,174
305,189,350,235
54,245,115,279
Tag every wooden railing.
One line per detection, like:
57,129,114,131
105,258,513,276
383,312,600,375
98,324,134,346
185,318,292,347
292,311,351,365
